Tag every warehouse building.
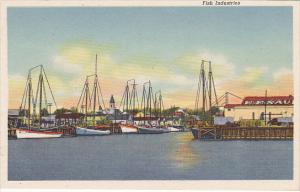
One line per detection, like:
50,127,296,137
224,95,294,122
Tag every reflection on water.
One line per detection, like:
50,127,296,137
169,132,200,169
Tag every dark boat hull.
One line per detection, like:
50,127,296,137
137,127,165,134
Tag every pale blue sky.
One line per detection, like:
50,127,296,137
8,7,293,108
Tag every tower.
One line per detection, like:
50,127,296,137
110,95,115,109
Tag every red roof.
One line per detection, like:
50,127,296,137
224,95,293,108
242,95,293,105
224,104,241,108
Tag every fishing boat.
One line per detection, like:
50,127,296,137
76,127,110,136
17,65,62,139
119,79,140,134
76,55,112,136
16,129,63,139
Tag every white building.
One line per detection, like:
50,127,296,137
224,95,294,122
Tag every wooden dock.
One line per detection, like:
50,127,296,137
192,126,293,140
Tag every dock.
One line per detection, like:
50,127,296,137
191,126,293,140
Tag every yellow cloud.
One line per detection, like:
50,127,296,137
176,50,236,80
9,74,27,109
239,66,266,84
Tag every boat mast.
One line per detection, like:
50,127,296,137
265,90,267,125
142,81,150,125
85,79,89,127
201,61,206,119
208,61,212,124
148,81,152,120
142,84,146,125
93,54,98,126
39,68,43,128
130,79,138,124
28,73,32,130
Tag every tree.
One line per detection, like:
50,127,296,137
40,108,49,116
70,107,78,113
54,108,71,115
19,109,29,116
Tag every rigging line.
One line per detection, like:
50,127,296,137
211,75,218,105
90,81,96,108
140,86,144,111
120,88,126,111
195,67,201,109
128,85,133,111
126,85,130,112
96,83,101,110
76,78,87,110
119,83,128,110
80,87,87,113
34,73,41,110
31,83,35,115
228,91,243,100
212,95,224,106
87,84,92,112
22,85,28,112
42,67,57,108
42,77,48,109
161,95,165,111
131,83,138,112
96,77,106,109
97,80,106,109
135,86,139,109
195,79,201,110
20,75,30,110
93,80,98,114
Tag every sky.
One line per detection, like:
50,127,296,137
8,7,293,109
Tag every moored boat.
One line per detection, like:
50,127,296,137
76,127,110,136
16,129,63,139
120,124,138,133
137,126,166,134
167,126,180,132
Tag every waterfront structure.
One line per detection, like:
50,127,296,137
8,109,20,128
224,95,294,122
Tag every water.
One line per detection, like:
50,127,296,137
8,132,293,180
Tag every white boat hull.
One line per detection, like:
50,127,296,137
167,127,180,132
76,127,110,136
120,125,138,133
16,129,63,139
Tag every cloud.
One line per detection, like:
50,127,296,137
239,66,268,87
175,50,236,81
9,74,27,109
270,68,293,95
52,55,83,75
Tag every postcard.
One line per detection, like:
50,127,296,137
0,0,299,191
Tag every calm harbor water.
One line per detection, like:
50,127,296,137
8,132,293,180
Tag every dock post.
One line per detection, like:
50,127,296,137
214,127,217,140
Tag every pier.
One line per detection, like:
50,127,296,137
192,126,293,140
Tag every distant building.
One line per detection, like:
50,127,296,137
109,95,115,109
174,109,187,117
8,109,20,127
224,95,294,122
106,95,116,115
